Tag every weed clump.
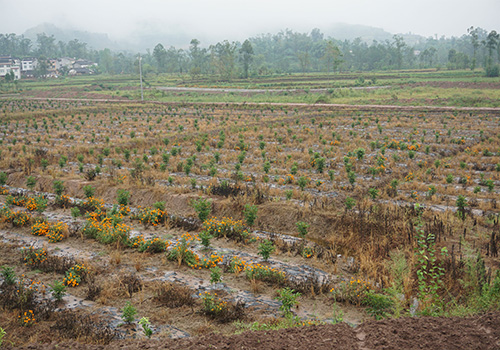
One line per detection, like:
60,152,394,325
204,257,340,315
152,281,195,308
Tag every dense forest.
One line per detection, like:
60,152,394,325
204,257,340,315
1,26,499,78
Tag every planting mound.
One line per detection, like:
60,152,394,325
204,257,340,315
6,313,500,350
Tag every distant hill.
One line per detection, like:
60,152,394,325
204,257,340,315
23,23,194,52
23,23,121,51
21,22,428,53
325,23,426,45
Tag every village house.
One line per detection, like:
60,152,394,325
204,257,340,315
0,55,21,80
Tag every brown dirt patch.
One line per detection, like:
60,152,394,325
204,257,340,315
5,314,500,350
359,313,500,350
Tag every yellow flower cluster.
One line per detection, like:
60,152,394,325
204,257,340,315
31,221,50,236
30,221,67,242
63,264,87,287
82,196,105,212
245,263,286,284
200,291,228,316
134,207,167,226
21,247,47,265
19,309,36,326
137,236,170,253
284,174,294,184
405,172,414,182
202,217,248,240
83,211,131,244
119,204,131,216
331,277,372,305
55,194,71,207
24,197,41,212
192,252,223,270
228,256,286,284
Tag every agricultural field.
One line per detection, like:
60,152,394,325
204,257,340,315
4,69,500,107
0,75,500,348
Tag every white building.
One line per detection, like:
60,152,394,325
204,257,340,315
0,56,21,80
21,58,36,72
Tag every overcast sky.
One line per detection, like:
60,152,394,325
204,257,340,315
0,0,498,43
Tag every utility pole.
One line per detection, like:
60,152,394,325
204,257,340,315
139,54,144,101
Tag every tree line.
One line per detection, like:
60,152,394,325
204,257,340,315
1,26,499,78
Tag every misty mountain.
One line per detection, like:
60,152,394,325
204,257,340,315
23,23,121,51
23,23,195,52
325,23,426,45
21,23,427,53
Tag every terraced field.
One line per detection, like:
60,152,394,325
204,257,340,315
0,97,499,348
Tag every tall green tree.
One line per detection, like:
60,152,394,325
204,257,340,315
153,43,167,72
189,39,208,78
34,56,49,78
210,40,237,80
321,40,343,73
484,30,499,66
36,33,57,57
239,39,254,78
468,26,480,70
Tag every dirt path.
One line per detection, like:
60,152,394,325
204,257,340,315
156,85,391,94
2,95,500,113
5,313,500,349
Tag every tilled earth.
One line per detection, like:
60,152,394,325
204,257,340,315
5,313,500,350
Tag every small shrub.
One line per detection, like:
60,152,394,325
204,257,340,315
243,204,258,227
0,172,7,186
191,197,212,222
26,176,37,190
71,207,81,218
49,280,67,301
116,189,130,206
53,180,65,196
362,291,394,320
446,174,453,184
0,327,5,346
345,197,356,210
485,64,500,77
276,288,301,317
1,266,16,285
295,221,309,238
368,188,379,200
258,239,275,261
83,185,95,198
139,317,153,338
210,266,223,284
199,230,212,248
297,176,309,190
121,301,137,323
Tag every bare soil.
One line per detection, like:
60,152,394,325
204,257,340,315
4,313,500,350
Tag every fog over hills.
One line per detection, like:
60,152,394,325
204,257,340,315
21,22,427,52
